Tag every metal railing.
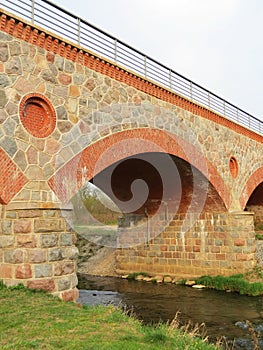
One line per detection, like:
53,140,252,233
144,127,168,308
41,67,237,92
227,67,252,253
1,0,262,135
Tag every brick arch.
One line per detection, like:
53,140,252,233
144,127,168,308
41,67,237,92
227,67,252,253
48,128,230,208
0,148,28,204
240,166,263,209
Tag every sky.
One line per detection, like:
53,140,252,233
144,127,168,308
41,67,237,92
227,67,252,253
52,0,263,120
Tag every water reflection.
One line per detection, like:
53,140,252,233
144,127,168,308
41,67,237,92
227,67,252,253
78,274,263,348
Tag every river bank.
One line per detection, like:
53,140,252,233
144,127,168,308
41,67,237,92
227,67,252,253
0,283,219,350
77,273,263,350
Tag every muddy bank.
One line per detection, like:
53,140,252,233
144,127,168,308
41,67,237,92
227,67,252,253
76,230,118,277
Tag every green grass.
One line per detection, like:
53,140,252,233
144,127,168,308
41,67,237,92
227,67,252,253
195,272,263,296
127,271,150,280
255,224,263,231
0,283,219,350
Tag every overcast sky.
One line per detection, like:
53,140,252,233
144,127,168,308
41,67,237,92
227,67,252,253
52,0,262,120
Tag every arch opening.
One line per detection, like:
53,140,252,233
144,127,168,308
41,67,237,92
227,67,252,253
245,182,263,233
49,128,230,210
68,152,227,250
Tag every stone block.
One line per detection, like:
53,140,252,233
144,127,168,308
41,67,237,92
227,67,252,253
61,233,72,246
14,220,32,233
57,276,71,291
54,261,75,276
17,235,36,248
61,287,79,302
35,219,64,232
34,264,53,278
27,279,55,292
0,264,13,278
15,264,32,279
4,249,26,264
29,250,47,263
0,236,14,248
48,248,66,261
43,210,58,218
71,273,78,288
40,234,58,248
66,246,79,260
9,42,21,56
234,239,246,247
5,211,17,219
18,210,42,218
1,220,13,234
0,43,9,62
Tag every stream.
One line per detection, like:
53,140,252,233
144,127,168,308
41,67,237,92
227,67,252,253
77,274,263,349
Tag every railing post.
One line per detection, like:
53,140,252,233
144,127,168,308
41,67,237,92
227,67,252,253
208,92,210,108
236,108,239,123
169,69,172,89
190,81,193,100
77,18,81,45
31,0,35,23
114,39,117,63
144,56,147,78
223,101,226,116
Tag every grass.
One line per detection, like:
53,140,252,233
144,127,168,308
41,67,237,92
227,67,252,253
0,283,220,350
195,269,263,296
255,224,263,231
127,271,150,280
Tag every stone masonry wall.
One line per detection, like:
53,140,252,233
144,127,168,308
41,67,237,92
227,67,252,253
248,205,263,229
116,212,256,276
0,205,79,301
0,13,263,211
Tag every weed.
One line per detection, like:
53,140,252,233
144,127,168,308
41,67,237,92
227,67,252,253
143,324,168,343
255,224,263,231
9,283,26,291
176,278,187,285
127,272,150,280
0,280,7,290
245,265,263,280
246,320,259,350
195,274,263,296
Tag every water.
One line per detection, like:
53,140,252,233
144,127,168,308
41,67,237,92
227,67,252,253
77,274,263,349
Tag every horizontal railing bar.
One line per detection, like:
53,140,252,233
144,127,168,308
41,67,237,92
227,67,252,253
1,0,262,134
2,3,30,18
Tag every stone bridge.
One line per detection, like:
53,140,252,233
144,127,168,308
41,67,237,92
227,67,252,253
0,5,263,301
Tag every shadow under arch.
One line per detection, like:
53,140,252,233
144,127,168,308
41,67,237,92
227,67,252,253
240,166,263,209
48,128,230,210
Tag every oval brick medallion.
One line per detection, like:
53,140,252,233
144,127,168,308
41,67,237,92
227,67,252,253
229,156,238,178
19,94,56,138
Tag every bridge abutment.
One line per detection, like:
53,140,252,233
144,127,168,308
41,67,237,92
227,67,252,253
116,211,256,277
0,204,79,301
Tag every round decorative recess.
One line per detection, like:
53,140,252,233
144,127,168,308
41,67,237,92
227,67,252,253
19,93,56,138
229,156,238,178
